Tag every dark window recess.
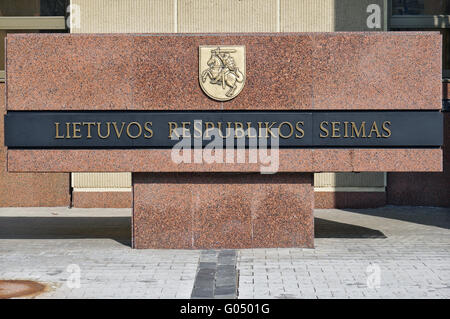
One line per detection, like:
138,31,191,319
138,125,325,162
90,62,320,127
40,0,69,16
392,0,450,15
0,0,69,16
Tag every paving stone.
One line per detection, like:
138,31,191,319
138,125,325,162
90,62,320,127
215,294,235,299
215,285,236,295
236,207,450,299
1,207,449,299
191,286,215,298
198,262,217,269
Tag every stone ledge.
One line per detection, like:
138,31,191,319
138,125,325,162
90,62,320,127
8,149,442,173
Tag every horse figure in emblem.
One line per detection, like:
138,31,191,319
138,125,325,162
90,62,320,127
201,47,244,97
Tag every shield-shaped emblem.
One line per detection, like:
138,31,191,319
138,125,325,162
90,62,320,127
199,45,246,101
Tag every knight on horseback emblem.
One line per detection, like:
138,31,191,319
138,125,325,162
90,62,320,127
199,46,246,101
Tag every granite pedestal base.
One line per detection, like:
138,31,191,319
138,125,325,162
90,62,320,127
132,173,314,249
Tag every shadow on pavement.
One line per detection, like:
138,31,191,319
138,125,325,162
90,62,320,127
344,206,450,230
314,217,386,239
0,217,131,246
7,207,445,244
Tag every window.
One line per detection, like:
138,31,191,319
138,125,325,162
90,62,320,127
0,0,68,16
0,0,69,81
392,0,450,15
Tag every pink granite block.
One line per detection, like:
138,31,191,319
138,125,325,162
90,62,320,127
0,83,70,207
131,36,216,111
315,192,387,209
6,34,134,110
251,173,314,248
5,33,441,111
387,113,450,207
132,173,314,249
312,32,442,110
222,35,314,111
133,174,193,249
72,191,132,208
190,175,253,249
131,35,314,110
351,149,443,172
311,149,354,172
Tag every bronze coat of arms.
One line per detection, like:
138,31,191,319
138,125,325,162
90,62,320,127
199,45,246,101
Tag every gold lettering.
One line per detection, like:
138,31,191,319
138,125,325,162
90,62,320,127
82,122,96,139
72,122,82,139
320,121,329,138
66,122,71,139
278,121,293,139
265,122,277,138
144,122,153,138
112,122,126,139
168,122,179,138
343,121,350,138
97,122,111,139
368,121,381,138
204,122,214,138
127,122,142,139
295,121,305,139
181,122,191,137
235,122,245,138
351,121,367,138
217,122,231,138
257,122,264,138
247,122,256,138
193,121,202,138
54,122,64,139
382,121,391,138
331,122,341,138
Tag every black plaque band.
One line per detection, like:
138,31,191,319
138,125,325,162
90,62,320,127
4,111,443,148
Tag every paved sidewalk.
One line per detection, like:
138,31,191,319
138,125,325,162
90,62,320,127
238,207,450,299
0,206,449,299
0,208,198,298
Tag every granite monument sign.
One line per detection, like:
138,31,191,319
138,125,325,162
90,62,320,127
3,33,443,249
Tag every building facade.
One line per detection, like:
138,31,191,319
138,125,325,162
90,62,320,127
0,0,448,208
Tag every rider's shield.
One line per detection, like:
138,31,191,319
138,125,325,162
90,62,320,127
199,45,246,101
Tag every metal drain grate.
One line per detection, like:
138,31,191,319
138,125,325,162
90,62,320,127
0,280,46,299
